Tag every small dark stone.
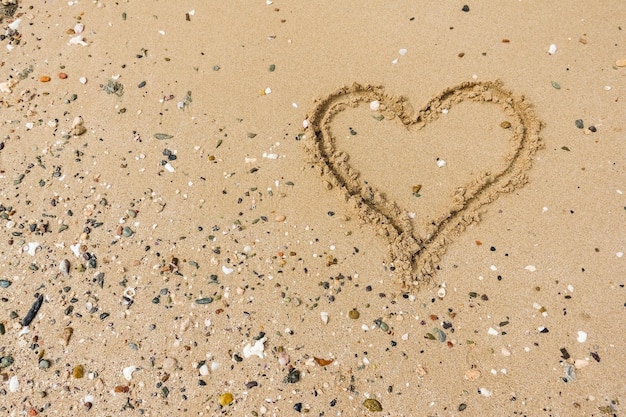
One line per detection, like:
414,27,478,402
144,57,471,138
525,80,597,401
245,381,258,389
462,5,470,12
459,403,467,411
293,402,303,412
284,368,300,383
575,119,584,129
560,347,570,360
588,125,596,132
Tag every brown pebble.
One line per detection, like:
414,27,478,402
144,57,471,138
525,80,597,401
363,398,383,412
62,327,73,345
72,365,84,379
275,215,286,222
616,59,626,67
59,72,68,79
39,75,51,83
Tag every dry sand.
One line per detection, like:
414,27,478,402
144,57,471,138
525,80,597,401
0,1,625,416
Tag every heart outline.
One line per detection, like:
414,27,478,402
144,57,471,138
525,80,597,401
303,81,543,286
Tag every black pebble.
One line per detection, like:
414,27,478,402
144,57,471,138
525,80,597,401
462,5,470,12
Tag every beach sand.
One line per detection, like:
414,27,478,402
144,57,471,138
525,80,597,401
1,1,624,415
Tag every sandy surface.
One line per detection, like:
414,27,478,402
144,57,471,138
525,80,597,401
1,1,625,416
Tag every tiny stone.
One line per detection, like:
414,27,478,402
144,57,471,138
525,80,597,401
461,5,470,12
73,365,84,379
363,398,383,412
348,309,360,319
575,119,584,129
218,392,234,406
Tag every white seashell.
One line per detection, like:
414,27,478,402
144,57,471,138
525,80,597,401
320,311,329,324
8,375,19,392
69,35,88,46
243,337,266,358
437,287,446,298
122,366,137,381
548,44,557,55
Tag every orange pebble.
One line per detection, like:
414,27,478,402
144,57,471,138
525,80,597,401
39,75,51,82
59,72,68,79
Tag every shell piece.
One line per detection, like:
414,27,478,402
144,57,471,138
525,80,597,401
59,259,70,276
123,366,137,381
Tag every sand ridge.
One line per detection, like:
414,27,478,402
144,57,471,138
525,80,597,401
303,81,543,286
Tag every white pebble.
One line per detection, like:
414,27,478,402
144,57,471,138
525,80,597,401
243,337,266,358
302,119,309,129
264,87,272,95
123,366,137,381
604,85,611,91
222,265,234,275
436,159,446,168
478,387,492,397
8,375,19,392
437,287,446,299
79,76,87,84
211,361,221,371
577,330,587,343
548,44,557,55
164,162,175,173
74,22,85,34
441,108,449,114
617,252,623,258
320,311,329,324
487,327,499,336
399,48,407,56
369,100,380,111
525,265,536,272
82,394,95,404
199,363,210,376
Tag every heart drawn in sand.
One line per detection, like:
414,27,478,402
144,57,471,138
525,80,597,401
303,81,542,286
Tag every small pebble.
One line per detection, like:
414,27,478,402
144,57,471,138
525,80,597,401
218,392,234,406
548,44,557,55
348,309,360,319
461,5,470,12
575,119,584,129
39,75,51,82
500,121,511,129
59,72,68,79
363,398,383,412
73,365,84,379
